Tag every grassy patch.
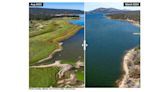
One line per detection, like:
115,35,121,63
29,67,60,88
61,59,84,81
75,68,84,81
29,17,84,88
30,21,82,42
30,21,59,37
29,18,82,65
29,41,58,65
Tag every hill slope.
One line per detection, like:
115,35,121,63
88,8,129,14
29,8,84,20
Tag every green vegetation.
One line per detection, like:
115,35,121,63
29,18,83,65
30,8,83,20
61,60,84,81
29,67,60,87
29,15,84,87
108,11,140,23
76,69,84,81
29,21,59,37
29,41,58,65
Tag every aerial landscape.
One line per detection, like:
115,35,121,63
29,2,140,88
85,2,140,88
29,3,84,88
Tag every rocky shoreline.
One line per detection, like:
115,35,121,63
118,47,140,88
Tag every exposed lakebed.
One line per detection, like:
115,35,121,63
36,15,84,65
52,15,84,62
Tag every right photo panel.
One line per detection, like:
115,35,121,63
85,2,140,88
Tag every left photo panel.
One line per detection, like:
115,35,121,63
29,2,84,88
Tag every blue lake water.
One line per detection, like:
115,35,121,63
86,14,140,87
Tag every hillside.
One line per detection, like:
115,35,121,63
88,8,129,14
29,8,84,20
107,11,140,23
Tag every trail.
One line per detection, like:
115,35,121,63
31,60,73,79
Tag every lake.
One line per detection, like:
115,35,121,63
86,14,140,87
34,15,84,65
52,15,84,62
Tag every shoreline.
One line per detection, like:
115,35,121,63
106,16,140,27
53,24,83,42
126,19,140,27
35,42,63,64
30,19,85,87
115,50,127,87
31,22,83,65
118,49,132,88
118,47,140,88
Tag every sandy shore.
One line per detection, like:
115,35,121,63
119,49,133,87
126,19,140,27
118,48,140,88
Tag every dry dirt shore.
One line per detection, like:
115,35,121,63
36,42,63,64
31,60,84,88
118,48,140,88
